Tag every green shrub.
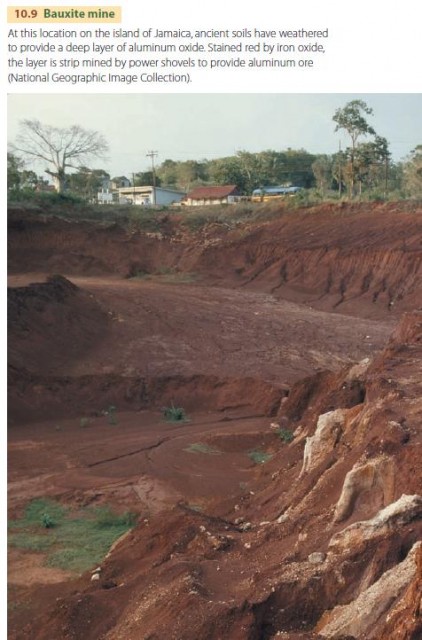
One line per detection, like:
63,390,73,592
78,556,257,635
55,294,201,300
248,449,272,464
162,404,188,422
104,405,117,425
277,428,294,443
41,513,56,529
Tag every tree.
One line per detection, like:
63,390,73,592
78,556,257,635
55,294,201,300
403,145,422,198
174,160,208,191
208,156,247,192
8,152,42,193
156,159,178,187
134,171,162,187
7,152,23,191
354,136,391,197
333,100,376,197
68,167,110,200
331,150,347,196
12,119,108,193
312,155,334,195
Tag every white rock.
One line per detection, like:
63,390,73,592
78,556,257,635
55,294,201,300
318,542,421,638
329,494,422,553
308,552,326,564
301,409,346,475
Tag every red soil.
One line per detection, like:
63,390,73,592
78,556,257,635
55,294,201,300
7,202,422,639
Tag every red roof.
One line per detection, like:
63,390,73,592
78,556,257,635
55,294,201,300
186,185,239,199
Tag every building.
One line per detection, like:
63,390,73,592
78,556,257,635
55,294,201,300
117,185,186,206
98,181,186,206
110,176,131,189
183,185,241,206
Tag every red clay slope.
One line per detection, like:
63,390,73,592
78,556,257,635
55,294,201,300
8,201,422,318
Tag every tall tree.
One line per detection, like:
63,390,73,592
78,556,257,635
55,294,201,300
208,156,247,192
354,136,391,197
68,167,110,200
333,100,376,197
403,145,422,197
7,152,23,191
12,119,108,193
312,155,334,195
134,171,162,187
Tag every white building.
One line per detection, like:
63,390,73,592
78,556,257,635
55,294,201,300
117,186,186,206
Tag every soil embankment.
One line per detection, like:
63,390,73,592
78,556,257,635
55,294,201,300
7,201,422,640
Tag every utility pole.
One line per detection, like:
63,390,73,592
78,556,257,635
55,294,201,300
146,150,158,205
338,140,342,197
384,155,389,199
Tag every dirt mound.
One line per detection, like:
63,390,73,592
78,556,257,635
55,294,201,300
8,275,110,375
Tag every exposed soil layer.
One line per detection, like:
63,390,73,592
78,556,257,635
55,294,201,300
7,202,422,640
8,201,422,319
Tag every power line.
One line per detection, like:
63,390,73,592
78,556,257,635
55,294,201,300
146,150,158,190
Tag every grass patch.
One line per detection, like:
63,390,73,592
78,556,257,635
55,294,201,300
277,428,294,443
184,442,221,455
162,404,189,423
160,271,198,284
8,499,136,574
248,449,272,465
102,405,118,425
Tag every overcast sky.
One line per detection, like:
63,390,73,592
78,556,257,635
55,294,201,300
7,93,422,179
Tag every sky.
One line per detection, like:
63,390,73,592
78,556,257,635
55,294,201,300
7,93,422,179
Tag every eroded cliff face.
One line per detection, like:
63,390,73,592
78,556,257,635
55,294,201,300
8,202,422,318
17,311,421,640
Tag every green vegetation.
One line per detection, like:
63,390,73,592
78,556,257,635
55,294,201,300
127,208,167,232
248,449,273,465
184,442,221,455
41,513,56,529
8,498,136,574
162,404,188,423
277,428,294,443
79,417,91,428
7,102,422,207
104,405,118,425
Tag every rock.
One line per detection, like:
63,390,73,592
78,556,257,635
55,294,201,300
317,541,421,638
91,573,100,582
301,409,346,475
333,456,396,523
277,510,291,524
329,495,422,554
308,552,326,564
345,357,371,383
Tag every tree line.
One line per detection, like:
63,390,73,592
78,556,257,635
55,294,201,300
7,101,422,202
